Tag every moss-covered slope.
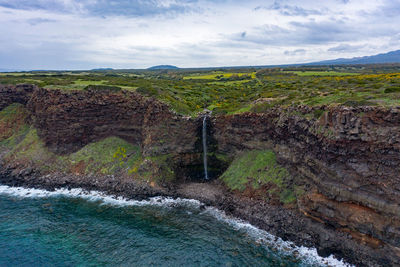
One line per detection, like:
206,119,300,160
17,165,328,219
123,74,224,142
220,150,297,205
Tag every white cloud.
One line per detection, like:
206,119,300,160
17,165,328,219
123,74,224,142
0,0,399,70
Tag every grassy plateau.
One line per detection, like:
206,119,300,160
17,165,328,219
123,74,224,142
1,64,400,188
1,64,399,116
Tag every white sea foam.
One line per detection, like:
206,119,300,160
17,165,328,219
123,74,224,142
0,185,352,266
203,206,352,267
0,185,201,208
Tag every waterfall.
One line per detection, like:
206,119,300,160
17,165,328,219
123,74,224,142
202,115,209,180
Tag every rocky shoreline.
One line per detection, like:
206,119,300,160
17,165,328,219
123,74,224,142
1,167,397,267
2,84,400,266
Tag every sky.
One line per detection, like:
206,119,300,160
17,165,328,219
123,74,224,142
0,0,399,70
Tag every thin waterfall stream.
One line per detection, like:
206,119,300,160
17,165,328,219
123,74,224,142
202,115,209,180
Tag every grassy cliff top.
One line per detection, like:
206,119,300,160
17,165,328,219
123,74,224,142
1,65,400,115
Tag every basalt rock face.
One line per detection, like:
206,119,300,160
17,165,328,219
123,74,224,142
1,84,400,265
25,87,220,181
212,106,400,263
0,84,36,110
26,87,199,156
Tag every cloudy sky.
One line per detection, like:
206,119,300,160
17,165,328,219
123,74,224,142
0,0,399,70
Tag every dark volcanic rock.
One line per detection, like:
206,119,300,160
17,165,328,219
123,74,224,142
24,87,222,182
26,88,199,155
25,87,224,181
1,85,400,266
212,106,400,265
0,84,36,110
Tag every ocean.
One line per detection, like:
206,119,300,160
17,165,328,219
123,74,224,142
0,185,349,267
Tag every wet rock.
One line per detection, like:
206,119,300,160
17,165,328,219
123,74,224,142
1,86,400,266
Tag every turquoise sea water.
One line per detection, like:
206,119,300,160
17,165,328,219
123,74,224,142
0,186,348,267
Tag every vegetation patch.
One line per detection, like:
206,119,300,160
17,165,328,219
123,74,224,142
1,67,400,115
144,155,175,183
5,128,53,172
183,72,255,80
63,137,140,175
284,71,359,76
384,86,400,93
83,84,122,92
3,125,176,184
5,130,142,175
220,150,296,204
0,104,30,148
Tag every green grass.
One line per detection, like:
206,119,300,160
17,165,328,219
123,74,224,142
0,124,30,148
73,79,107,86
384,86,400,93
183,72,256,80
6,128,51,169
4,127,143,175
220,150,288,191
83,85,122,92
208,79,252,85
284,71,359,76
220,150,295,204
280,189,297,204
44,79,110,91
1,68,400,115
1,122,177,184
63,136,141,175
0,73,31,76
0,104,30,148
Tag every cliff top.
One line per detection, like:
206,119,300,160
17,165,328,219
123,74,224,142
0,65,400,115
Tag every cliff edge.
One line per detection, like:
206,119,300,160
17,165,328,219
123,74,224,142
1,84,399,266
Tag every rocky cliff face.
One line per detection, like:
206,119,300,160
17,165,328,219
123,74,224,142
0,84,36,110
27,87,198,155
24,86,225,181
1,84,399,265
212,106,400,262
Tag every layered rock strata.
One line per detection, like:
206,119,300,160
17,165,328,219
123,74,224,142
1,84,399,266
0,84,36,110
212,106,400,252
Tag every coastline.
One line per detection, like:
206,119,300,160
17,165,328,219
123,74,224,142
1,84,400,266
0,167,396,267
0,177,350,267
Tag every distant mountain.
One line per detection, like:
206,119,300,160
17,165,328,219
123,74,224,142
147,65,179,70
91,68,114,71
0,68,22,72
309,50,400,65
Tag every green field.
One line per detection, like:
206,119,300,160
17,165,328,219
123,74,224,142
1,65,400,115
183,72,256,80
284,71,359,76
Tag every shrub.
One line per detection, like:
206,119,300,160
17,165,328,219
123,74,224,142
136,86,158,96
83,85,121,92
384,86,400,93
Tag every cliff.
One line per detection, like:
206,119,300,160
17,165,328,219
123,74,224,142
0,84,399,266
0,84,36,110
213,107,400,264
27,87,190,154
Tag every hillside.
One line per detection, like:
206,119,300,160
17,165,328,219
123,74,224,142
147,65,179,70
309,50,400,65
